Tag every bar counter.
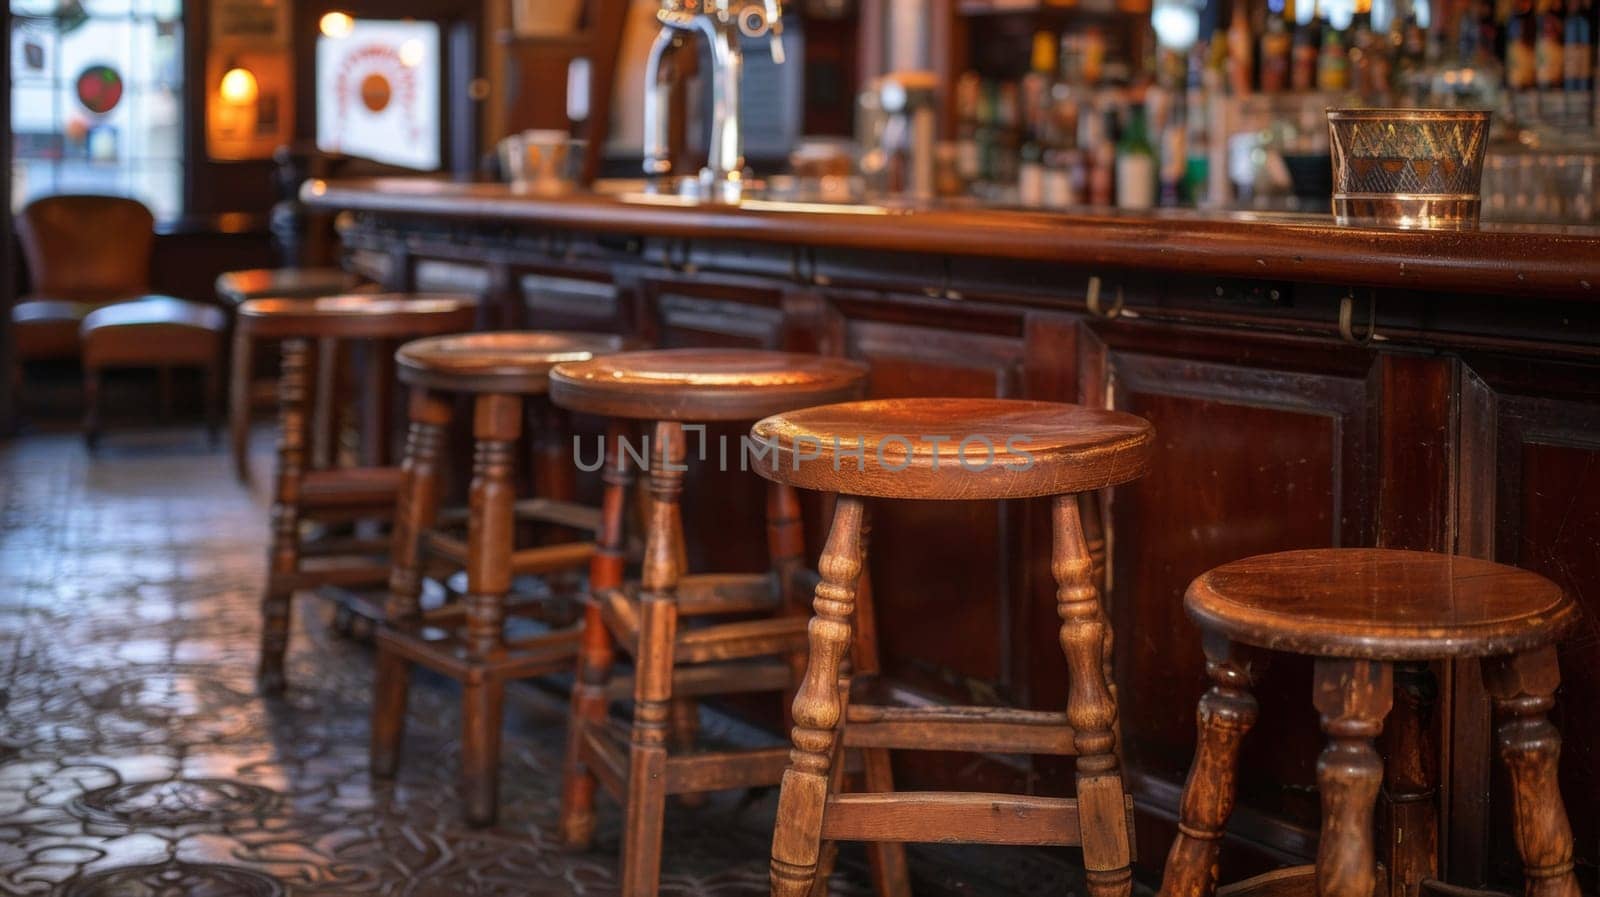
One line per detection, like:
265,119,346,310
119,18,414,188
307,177,1600,301
306,177,1600,890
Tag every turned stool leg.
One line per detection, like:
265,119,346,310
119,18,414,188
1158,632,1258,897
849,507,912,897
229,326,254,481
371,388,452,779
770,495,865,897
1312,659,1393,897
459,392,520,827
560,421,631,848
621,420,687,897
1054,494,1133,897
311,337,338,469
1483,646,1579,897
258,338,309,694
1378,663,1440,897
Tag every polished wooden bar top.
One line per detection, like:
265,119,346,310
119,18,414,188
304,177,1600,301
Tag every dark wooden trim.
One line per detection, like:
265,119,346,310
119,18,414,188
304,179,1600,301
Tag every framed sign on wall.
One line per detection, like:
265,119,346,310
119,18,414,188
315,18,442,171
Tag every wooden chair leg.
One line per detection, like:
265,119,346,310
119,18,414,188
461,672,507,826
1482,646,1580,897
1379,662,1440,897
364,338,396,467
849,504,912,897
1158,632,1258,897
371,388,451,780
386,389,452,620
1312,659,1394,897
808,677,855,897
769,481,809,729
459,392,521,827
82,365,102,452
229,327,254,481
620,420,686,897
370,645,410,778
771,495,865,897
560,421,631,848
312,337,338,469
258,338,310,695
1054,494,1133,897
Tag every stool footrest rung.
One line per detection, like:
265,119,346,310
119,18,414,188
603,658,796,701
435,498,602,533
510,542,596,574
843,704,1077,755
821,792,1082,846
664,746,790,794
1216,865,1321,897
675,616,809,664
675,572,784,616
579,723,627,802
420,532,594,574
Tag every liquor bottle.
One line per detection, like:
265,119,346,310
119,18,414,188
1260,0,1294,91
1535,0,1566,122
1018,31,1058,207
1347,0,1376,97
1115,104,1157,209
1183,37,1212,207
1159,95,1188,206
955,72,983,183
1044,34,1085,208
1566,0,1594,127
994,80,1020,186
1292,0,1326,90
1507,0,1538,121
1083,102,1115,206
1228,0,1256,93
1319,24,1351,90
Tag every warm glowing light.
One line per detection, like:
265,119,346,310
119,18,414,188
219,66,258,105
320,11,354,38
398,38,425,67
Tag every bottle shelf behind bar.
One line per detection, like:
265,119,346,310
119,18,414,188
945,0,1599,222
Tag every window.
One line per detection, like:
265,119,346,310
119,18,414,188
315,17,440,171
10,0,185,219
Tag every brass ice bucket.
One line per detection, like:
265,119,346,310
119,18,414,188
1326,109,1491,230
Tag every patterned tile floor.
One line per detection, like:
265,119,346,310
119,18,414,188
0,423,1105,897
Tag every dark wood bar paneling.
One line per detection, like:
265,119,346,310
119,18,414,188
311,180,1600,890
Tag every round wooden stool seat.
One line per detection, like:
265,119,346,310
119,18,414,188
396,331,630,395
548,348,867,421
750,397,1154,500
237,294,477,340
1186,548,1578,660
215,267,358,306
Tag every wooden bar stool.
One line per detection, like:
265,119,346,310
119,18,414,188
216,267,360,483
1160,549,1581,897
371,331,628,827
547,349,869,897
239,294,478,694
753,397,1154,897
